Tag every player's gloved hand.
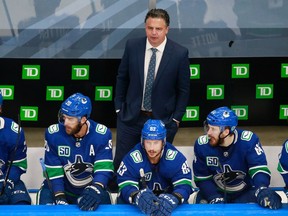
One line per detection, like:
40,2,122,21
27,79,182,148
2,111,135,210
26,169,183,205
284,186,288,198
0,179,13,205
255,187,282,209
134,188,159,215
54,192,68,205
77,183,104,211
209,197,225,204
154,193,179,216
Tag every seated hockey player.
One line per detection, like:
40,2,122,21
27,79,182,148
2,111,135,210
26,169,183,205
0,91,31,205
192,106,282,209
117,119,193,215
37,93,114,211
277,137,288,201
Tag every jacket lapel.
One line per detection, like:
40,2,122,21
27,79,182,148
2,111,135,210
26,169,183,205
154,39,173,85
138,38,146,89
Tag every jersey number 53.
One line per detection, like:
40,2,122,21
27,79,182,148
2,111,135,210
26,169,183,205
117,161,127,176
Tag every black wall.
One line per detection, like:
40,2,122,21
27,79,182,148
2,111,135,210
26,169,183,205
1,57,287,128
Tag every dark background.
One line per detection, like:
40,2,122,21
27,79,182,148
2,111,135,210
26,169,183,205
1,57,287,128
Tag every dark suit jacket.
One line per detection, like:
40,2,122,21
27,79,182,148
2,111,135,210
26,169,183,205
114,37,190,124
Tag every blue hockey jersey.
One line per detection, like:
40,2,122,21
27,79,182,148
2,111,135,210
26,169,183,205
193,129,271,201
117,142,193,203
277,139,288,186
44,120,113,196
0,117,27,183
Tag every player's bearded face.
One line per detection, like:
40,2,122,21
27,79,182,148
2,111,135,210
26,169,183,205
207,125,224,147
63,115,82,135
144,140,163,164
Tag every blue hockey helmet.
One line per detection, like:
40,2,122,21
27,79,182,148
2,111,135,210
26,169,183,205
141,119,166,147
58,93,92,124
205,106,238,133
0,90,2,106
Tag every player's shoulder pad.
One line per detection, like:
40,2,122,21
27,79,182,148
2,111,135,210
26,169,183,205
0,117,4,129
0,117,19,134
163,143,179,161
197,135,209,145
47,124,59,134
95,123,108,135
165,148,179,161
284,140,288,153
10,120,20,134
239,130,254,142
129,149,144,164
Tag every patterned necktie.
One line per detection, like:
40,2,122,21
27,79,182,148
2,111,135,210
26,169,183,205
143,48,157,111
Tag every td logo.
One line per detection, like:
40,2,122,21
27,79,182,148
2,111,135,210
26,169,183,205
182,106,199,121
281,63,288,78
46,86,64,101
0,85,14,100
72,65,89,80
279,105,288,120
20,106,38,121
207,85,224,100
231,106,248,120
95,86,113,101
190,64,200,79
232,64,249,78
256,84,273,99
22,65,40,79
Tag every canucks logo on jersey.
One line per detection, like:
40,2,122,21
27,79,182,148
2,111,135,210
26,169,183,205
213,164,246,192
64,155,93,187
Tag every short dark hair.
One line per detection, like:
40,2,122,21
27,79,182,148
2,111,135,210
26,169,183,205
145,8,170,26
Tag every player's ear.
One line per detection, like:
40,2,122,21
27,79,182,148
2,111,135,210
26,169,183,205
221,128,230,138
80,116,87,124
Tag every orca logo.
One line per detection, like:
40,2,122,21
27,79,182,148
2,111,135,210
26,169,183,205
64,155,93,187
213,164,246,192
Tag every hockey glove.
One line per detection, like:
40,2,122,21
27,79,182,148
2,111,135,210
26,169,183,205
54,192,68,205
154,193,179,216
284,187,288,198
134,188,159,215
0,179,13,205
77,183,103,211
209,197,225,204
255,187,282,209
